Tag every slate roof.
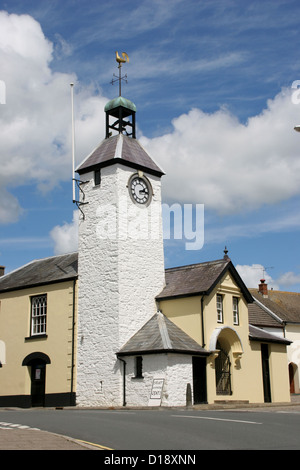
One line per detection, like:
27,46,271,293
248,302,283,329
117,311,209,356
156,258,253,303
249,324,291,345
249,289,300,324
76,134,164,177
0,252,78,293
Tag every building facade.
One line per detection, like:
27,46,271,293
249,280,300,395
0,254,77,407
0,91,293,408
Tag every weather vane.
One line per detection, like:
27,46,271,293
111,51,129,97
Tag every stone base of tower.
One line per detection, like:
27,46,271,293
75,357,124,407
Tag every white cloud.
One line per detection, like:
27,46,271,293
236,264,279,290
50,210,78,255
277,271,300,287
0,11,107,224
140,88,300,214
1,10,300,239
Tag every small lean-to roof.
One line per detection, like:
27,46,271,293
0,252,78,293
76,134,164,177
249,324,292,345
117,311,209,356
156,258,253,302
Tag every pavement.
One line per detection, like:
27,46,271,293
0,394,299,451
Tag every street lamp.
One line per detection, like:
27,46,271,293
294,125,300,132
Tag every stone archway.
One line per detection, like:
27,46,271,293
209,326,244,357
209,326,244,397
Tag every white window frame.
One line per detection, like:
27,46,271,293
233,296,239,325
216,294,223,323
31,294,47,336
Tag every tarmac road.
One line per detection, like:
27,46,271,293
0,395,299,451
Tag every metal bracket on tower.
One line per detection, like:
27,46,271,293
73,178,89,220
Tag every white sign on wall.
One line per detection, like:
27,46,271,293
148,378,164,406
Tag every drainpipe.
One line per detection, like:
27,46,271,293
118,357,127,406
70,279,76,406
201,295,206,348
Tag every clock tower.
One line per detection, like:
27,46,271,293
75,59,165,406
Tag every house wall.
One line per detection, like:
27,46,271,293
159,271,290,404
123,354,193,407
0,280,77,406
286,324,300,393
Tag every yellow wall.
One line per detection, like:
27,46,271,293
0,280,77,398
159,271,290,404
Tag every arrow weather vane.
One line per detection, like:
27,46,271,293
111,51,129,97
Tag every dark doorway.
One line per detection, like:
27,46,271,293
289,363,295,394
261,344,271,403
215,343,232,396
192,357,207,404
30,360,46,407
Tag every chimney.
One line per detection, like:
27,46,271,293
0,266,5,277
259,279,268,298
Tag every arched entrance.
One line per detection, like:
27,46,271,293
22,352,51,407
209,326,244,397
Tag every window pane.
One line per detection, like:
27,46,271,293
233,297,239,325
217,295,223,323
31,295,47,335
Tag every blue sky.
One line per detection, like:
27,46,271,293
0,0,300,291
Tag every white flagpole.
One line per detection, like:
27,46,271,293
70,83,76,202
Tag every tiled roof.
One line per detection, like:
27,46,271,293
248,302,283,328
76,134,164,177
249,324,291,345
249,289,300,324
157,259,229,299
0,253,78,293
117,311,208,356
156,258,253,302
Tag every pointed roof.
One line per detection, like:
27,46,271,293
76,134,164,177
249,324,291,345
156,258,253,302
117,311,208,356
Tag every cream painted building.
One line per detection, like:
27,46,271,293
0,254,77,407
0,83,292,408
0,251,292,407
249,281,300,396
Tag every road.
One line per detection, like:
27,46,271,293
0,405,299,450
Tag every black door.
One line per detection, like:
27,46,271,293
261,344,271,403
31,361,46,407
192,357,207,404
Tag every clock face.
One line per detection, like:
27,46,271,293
129,175,152,206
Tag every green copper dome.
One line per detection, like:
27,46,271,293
105,96,136,113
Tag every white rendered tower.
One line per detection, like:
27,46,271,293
75,89,165,406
